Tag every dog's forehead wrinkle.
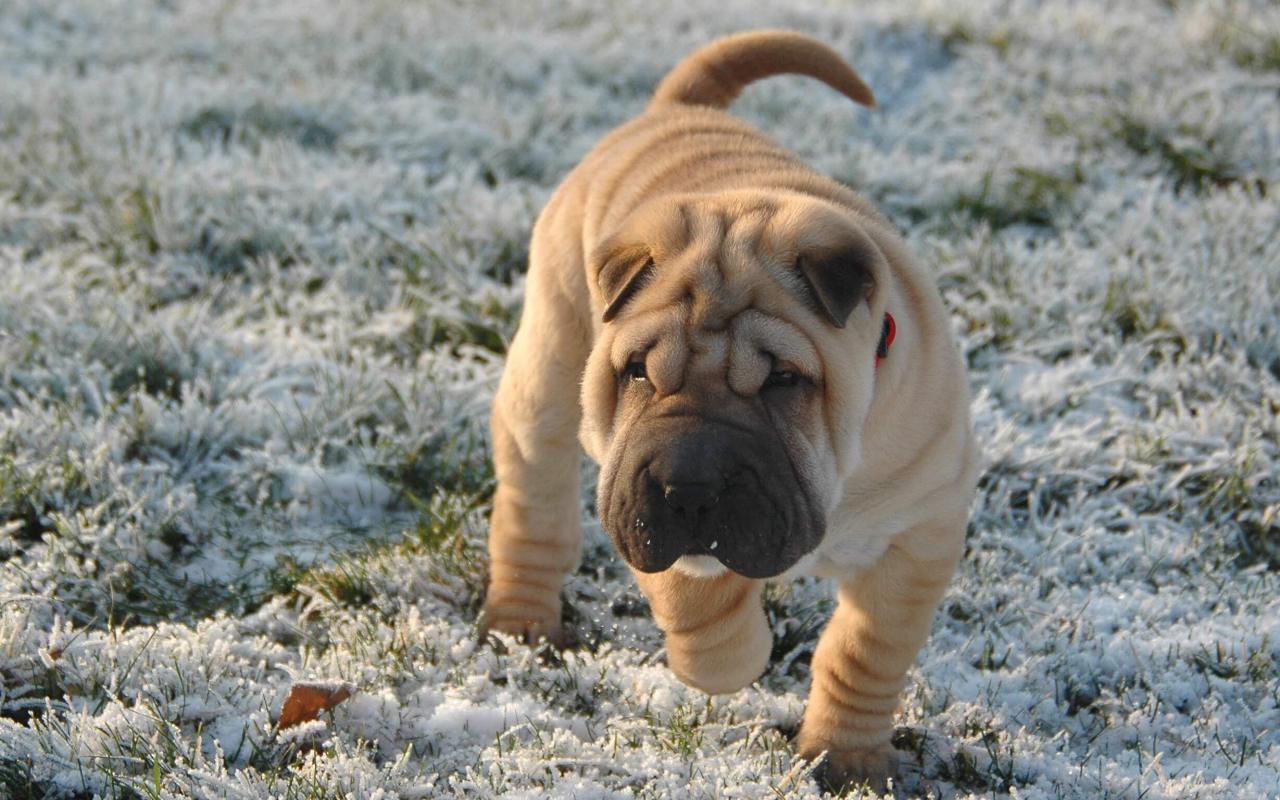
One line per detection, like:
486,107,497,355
675,202,693,246
721,203,775,260
682,205,727,244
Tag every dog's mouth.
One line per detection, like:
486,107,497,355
612,516,814,579
671,552,729,579
603,465,824,580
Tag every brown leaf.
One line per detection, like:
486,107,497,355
276,682,354,731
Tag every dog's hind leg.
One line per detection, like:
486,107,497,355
480,195,592,647
633,569,771,694
795,514,965,791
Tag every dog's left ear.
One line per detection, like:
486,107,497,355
595,242,655,323
795,233,881,328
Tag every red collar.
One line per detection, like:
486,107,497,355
874,312,896,368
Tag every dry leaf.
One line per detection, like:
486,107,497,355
276,682,353,731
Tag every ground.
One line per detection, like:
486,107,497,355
0,1,1278,798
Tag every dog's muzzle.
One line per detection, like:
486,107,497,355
602,418,823,578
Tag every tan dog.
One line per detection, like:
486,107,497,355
480,30,980,789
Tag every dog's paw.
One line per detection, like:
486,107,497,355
664,601,771,694
666,637,769,694
797,740,898,795
477,602,567,649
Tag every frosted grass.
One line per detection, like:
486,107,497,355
0,0,1277,797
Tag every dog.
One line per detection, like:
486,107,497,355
479,30,980,789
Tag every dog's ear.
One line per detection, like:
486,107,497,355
795,234,881,328
595,243,655,323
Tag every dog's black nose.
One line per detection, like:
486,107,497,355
662,480,719,517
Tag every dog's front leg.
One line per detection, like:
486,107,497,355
796,516,965,791
480,220,591,646
633,569,772,694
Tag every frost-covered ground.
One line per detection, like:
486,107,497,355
0,0,1278,797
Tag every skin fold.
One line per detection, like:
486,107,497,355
479,30,980,790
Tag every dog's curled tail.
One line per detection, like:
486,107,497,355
649,30,876,111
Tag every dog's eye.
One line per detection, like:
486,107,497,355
622,361,648,382
764,369,801,389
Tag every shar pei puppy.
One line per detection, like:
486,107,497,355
480,30,980,789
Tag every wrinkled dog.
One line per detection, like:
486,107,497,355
481,30,980,789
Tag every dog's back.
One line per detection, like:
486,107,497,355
579,31,883,247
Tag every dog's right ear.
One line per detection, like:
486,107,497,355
595,242,655,323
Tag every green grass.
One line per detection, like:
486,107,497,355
180,103,341,152
268,487,489,625
1208,16,1280,72
1111,113,1261,193
0,759,94,800
902,164,1084,232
